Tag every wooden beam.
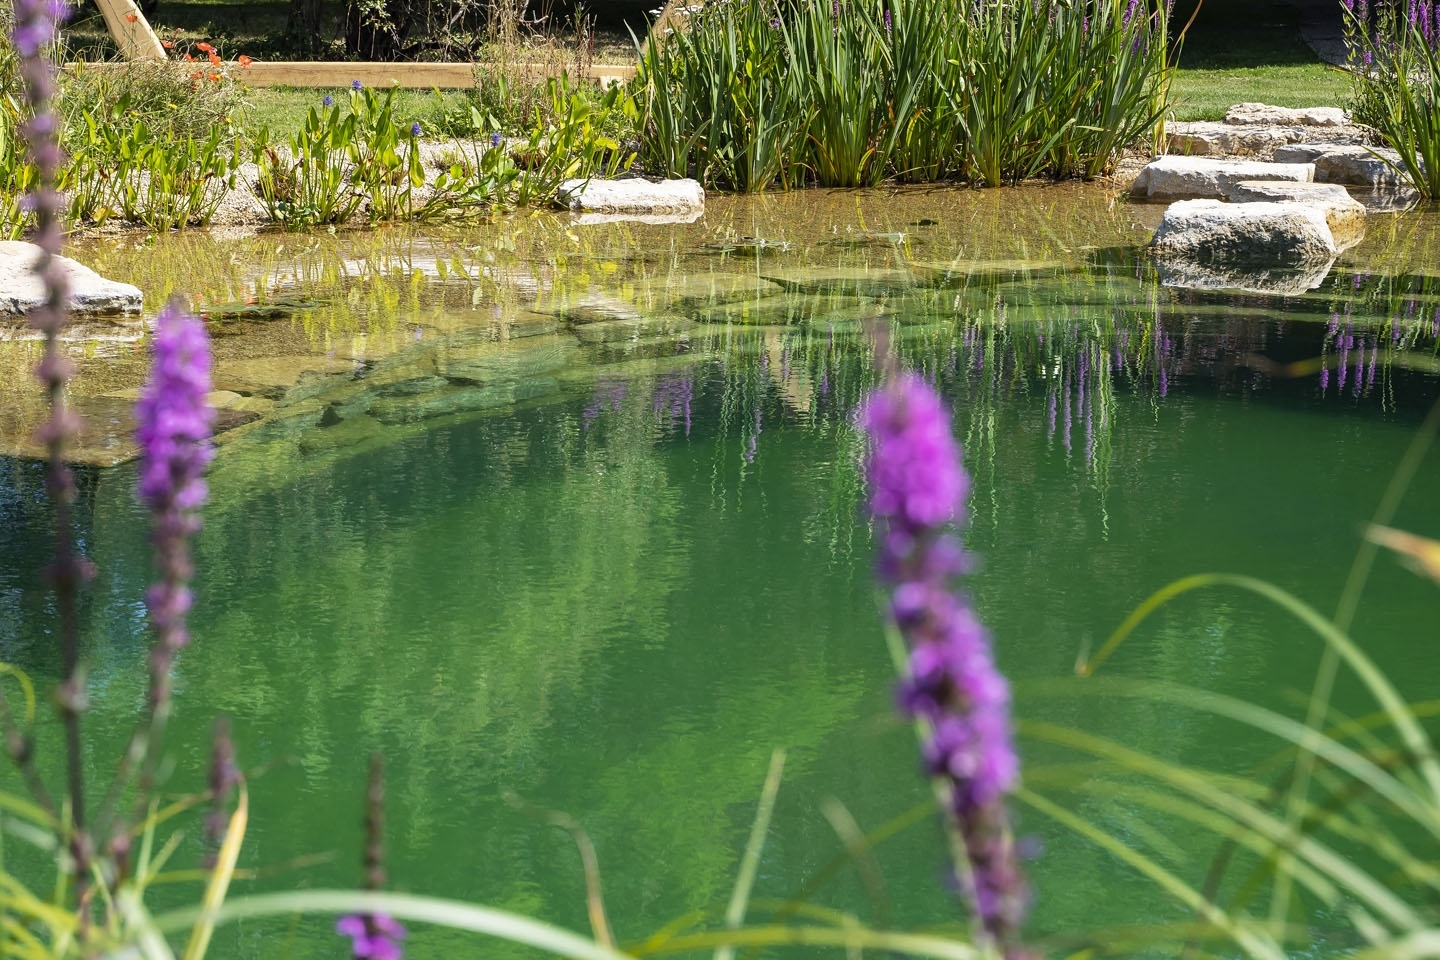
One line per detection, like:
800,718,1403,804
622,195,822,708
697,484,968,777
65,60,637,88
91,0,166,59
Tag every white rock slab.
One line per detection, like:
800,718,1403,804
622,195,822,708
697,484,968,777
0,241,143,319
1149,200,1337,261
557,178,705,214
1224,103,1349,127
1129,156,1314,202
1274,144,1409,187
1220,180,1366,248
1271,143,1333,163
1166,122,1292,157
1315,146,1409,188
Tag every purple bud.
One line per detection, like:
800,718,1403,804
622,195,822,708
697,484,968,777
338,914,406,960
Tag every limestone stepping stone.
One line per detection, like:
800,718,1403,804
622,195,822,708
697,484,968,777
1219,180,1366,248
557,177,705,214
1129,156,1314,202
1167,123,1295,157
1224,103,1349,127
1149,200,1337,262
0,240,143,320
1274,144,1409,187
571,211,705,226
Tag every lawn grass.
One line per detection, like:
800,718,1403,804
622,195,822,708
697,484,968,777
1168,62,1353,120
1166,0,1356,119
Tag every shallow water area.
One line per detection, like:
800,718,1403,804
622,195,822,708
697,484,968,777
2,182,1440,958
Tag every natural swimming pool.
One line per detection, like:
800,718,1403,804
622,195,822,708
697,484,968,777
3,185,1439,957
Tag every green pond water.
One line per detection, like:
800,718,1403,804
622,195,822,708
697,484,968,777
3,187,1440,958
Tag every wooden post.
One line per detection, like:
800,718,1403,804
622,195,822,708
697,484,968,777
91,0,167,60
640,0,698,58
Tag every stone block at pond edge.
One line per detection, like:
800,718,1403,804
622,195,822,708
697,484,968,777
1129,157,1314,202
1223,103,1349,127
557,178,705,214
0,241,143,320
1219,180,1366,248
1274,144,1409,188
1149,200,1337,262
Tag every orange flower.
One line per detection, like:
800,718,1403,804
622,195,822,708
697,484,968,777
195,41,214,53
161,39,174,48
190,70,203,79
207,51,221,66
237,54,253,67
124,12,137,21
183,52,195,61
209,72,221,82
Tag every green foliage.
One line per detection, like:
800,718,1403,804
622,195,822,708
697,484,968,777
253,80,632,228
1,5,36,239
632,0,1174,190
1345,0,1440,201
100,117,242,228
251,96,363,227
59,60,247,148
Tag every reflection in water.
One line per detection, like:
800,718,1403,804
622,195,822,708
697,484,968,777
4,193,1440,957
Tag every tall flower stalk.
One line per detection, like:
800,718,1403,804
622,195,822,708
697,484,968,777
103,300,216,843
860,370,1028,958
12,0,94,913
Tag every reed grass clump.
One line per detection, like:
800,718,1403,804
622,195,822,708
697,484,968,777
1345,0,1440,200
633,0,1175,191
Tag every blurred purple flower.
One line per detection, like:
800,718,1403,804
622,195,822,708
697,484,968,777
135,301,215,669
859,372,1026,954
352,78,363,91
490,131,503,147
323,94,334,107
337,913,406,960
410,121,422,137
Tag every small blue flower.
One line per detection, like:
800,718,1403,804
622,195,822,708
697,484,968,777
323,94,334,107
410,121,421,137
352,78,362,91
490,131,503,148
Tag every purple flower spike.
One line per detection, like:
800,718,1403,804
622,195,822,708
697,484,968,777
860,372,1027,956
135,301,215,680
323,94,334,107
410,121,422,137
338,913,407,960
352,78,363,91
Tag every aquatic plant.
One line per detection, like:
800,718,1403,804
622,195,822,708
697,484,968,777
633,0,1173,190
1345,0,1440,200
